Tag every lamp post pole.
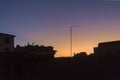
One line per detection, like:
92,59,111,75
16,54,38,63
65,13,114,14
70,25,80,57
70,27,72,57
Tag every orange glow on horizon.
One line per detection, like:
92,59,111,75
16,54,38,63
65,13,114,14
15,23,120,57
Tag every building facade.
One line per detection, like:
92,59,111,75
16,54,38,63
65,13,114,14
94,40,120,57
0,33,15,52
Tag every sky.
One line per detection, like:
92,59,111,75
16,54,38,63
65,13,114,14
0,0,120,57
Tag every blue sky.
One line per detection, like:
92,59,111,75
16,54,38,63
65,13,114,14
1,0,120,57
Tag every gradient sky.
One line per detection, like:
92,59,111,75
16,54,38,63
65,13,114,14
0,0,120,57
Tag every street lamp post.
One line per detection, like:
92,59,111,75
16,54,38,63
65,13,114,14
70,25,80,57
70,27,72,57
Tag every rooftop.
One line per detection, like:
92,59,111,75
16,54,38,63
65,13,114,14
98,40,120,47
0,33,15,37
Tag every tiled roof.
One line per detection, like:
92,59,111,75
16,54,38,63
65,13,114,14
0,33,15,37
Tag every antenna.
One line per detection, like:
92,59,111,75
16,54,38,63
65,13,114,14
27,41,43,46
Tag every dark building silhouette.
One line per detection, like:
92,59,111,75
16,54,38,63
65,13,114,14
0,33,15,52
94,40,120,57
74,52,87,58
15,44,56,58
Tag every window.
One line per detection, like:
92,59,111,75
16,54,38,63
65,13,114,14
5,37,10,44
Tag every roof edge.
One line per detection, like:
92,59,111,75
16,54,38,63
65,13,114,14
0,33,16,37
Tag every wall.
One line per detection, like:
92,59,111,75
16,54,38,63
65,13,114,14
0,36,15,52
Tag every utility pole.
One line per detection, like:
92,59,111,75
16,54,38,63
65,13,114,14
70,25,80,57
